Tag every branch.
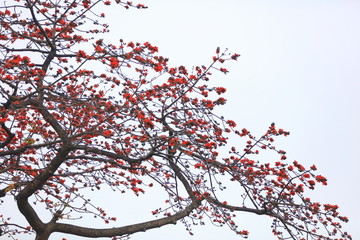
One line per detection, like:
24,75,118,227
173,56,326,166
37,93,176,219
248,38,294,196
15,145,71,232
0,123,15,148
54,200,201,238
0,140,62,157
25,0,54,50
30,100,68,141
206,196,267,215
73,145,155,164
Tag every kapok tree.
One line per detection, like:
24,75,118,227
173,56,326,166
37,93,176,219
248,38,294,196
0,1,351,240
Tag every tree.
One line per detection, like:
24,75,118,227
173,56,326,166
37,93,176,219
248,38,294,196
0,0,352,239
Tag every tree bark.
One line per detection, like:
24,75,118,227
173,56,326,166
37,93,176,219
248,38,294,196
35,232,51,240
53,200,200,238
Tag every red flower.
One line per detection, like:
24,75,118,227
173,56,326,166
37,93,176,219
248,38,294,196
154,64,163,72
226,120,236,127
103,130,113,137
127,42,135,48
315,175,327,185
310,164,317,170
215,87,226,95
95,45,104,52
220,68,228,74
308,180,315,186
303,173,310,178
231,53,240,60
239,230,249,235
109,57,119,68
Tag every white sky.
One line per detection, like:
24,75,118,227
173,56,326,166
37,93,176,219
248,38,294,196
100,1,360,239
3,0,360,240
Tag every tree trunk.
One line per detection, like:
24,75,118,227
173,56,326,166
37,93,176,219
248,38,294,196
35,232,51,240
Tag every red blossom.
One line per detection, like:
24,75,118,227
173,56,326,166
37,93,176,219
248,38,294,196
109,57,120,68
215,87,226,94
226,120,237,127
102,130,113,137
231,53,240,60
153,64,163,72
95,45,104,52
316,175,327,185
220,67,228,73
310,164,317,170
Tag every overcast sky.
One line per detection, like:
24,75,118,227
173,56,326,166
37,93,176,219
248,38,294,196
4,1,360,240
102,1,360,239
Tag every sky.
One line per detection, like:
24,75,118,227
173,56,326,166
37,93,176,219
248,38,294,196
100,1,360,239
3,0,360,240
